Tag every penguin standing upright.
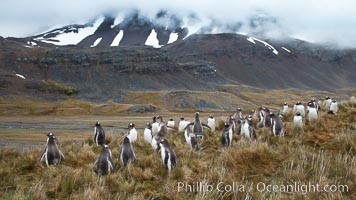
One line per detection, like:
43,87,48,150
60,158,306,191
160,139,177,172
184,112,211,139
228,115,236,134
293,101,305,117
157,115,168,137
151,135,161,151
94,121,105,146
240,117,256,141
282,102,289,114
307,102,318,122
167,118,175,129
151,116,159,136
293,112,303,128
127,123,137,143
221,123,233,147
96,144,115,176
144,122,153,144
40,133,65,167
329,100,339,114
184,125,200,151
207,115,216,132
120,137,136,167
178,116,190,133
270,112,285,136
324,96,333,110
256,107,265,129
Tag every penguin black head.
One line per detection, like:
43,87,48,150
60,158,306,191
312,98,316,102
269,112,275,117
146,122,151,127
325,96,330,100
169,118,174,121
153,116,157,122
237,107,242,112
248,114,252,119
123,137,130,144
47,132,56,143
284,102,288,106
95,121,100,127
224,122,229,127
308,102,314,107
128,123,135,129
332,100,337,103
209,114,214,118
160,139,169,147
195,112,200,118
296,112,301,116
180,116,184,120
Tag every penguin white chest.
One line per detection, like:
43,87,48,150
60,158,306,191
167,121,175,128
293,116,303,128
308,108,318,121
178,121,189,133
207,118,216,132
330,102,338,113
296,105,305,116
184,129,191,145
282,105,289,114
128,129,137,143
152,123,159,135
241,123,250,138
144,128,152,144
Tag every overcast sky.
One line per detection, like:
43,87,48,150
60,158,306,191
1,0,355,48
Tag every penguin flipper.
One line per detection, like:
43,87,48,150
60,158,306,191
59,149,65,159
39,146,47,162
108,156,115,170
202,123,211,131
184,122,194,130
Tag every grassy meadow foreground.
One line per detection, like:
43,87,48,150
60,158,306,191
0,102,355,199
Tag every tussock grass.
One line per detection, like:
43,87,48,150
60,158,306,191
0,103,355,199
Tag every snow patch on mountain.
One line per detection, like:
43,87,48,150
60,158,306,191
110,30,124,46
281,47,291,53
34,17,105,46
91,37,102,47
247,36,278,55
145,29,162,48
167,32,178,44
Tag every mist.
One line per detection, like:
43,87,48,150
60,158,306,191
1,0,355,48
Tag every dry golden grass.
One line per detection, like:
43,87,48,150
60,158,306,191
0,102,355,199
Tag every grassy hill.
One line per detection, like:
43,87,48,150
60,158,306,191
0,101,354,199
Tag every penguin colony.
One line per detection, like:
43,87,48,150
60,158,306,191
39,96,340,175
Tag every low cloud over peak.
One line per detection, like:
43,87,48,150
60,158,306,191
1,0,355,48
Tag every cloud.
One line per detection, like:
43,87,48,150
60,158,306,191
1,0,355,48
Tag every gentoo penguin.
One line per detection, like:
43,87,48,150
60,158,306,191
329,100,338,114
94,121,105,146
157,115,168,137
144,122,153,144
207,115,216,132
40,133,65,167
293,112,303,128
151,135,161,151
96,144,115,176
240,117,256,141
293,101,305,117
282,102,289,114
178,116,190,133
184,125,200,151
120,137,136,167
307,102,318,122
311,98,320,111
269,112,285,136
257,107,271,128
151,116,159,136
185,112,211,139
228,115,236,133
160,139,177,172
221,123,233,147
324,96,333,110
233,108,243,133
167,118,175,129
127,123,137,143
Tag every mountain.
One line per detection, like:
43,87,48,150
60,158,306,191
0,13,355,109
26,13,188,48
